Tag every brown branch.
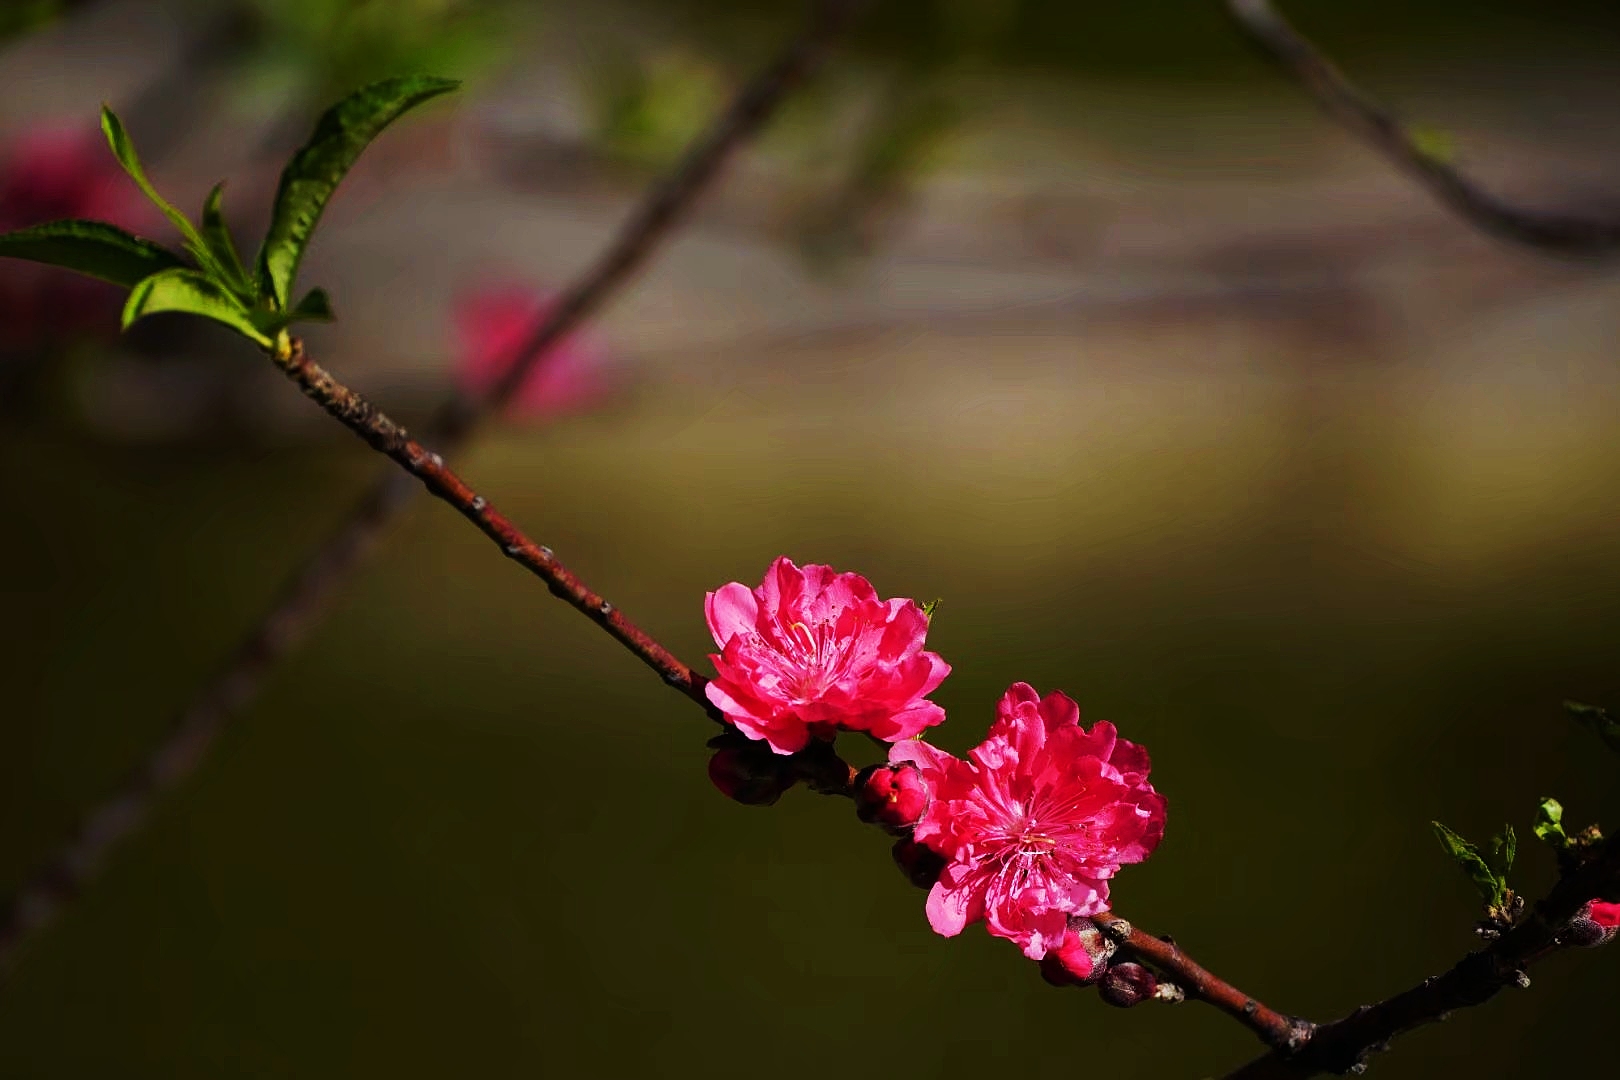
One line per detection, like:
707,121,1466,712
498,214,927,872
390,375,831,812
186,333,1620,1074
1223,837,1620,1079
0,0,863,974
1227,0,1620,256
1090,912,1313,1052
268,338,715,707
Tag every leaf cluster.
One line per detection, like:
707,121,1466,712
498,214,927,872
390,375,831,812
0,75,458,351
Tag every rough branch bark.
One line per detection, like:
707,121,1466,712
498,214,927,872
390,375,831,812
1223,837,1620,1078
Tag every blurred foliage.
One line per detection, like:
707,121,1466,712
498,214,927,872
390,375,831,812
658,0,1620,79
0,0,60,45
794,71,961,274
582,43,728,171
221,0,510,111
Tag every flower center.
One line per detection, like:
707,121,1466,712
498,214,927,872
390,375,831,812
772,620,853,701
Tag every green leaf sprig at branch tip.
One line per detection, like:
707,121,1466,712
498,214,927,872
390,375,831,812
0,74,459,352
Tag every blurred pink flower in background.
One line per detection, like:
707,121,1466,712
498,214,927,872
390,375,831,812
451,283,618,420
0,124,132,228
0,122,151,352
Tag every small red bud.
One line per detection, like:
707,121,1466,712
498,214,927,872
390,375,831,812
854,763,932,832
891,837,948,890
1562,900,1620,948
1039,920,1115,987
1098,962,1158,1008
707,744,795,806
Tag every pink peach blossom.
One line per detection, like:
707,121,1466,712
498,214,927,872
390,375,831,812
891,683,1166,960
704,556,949,755
451,283,615,420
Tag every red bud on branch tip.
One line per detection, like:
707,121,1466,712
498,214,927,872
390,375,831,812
1039,920,1115,987
1561,900,1620,948
854,762,931,832
1099,962,1159,1008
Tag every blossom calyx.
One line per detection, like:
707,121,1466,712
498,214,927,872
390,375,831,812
706,733,797,806
891,838,948,891
854,762,932,832
1562,900,1620,948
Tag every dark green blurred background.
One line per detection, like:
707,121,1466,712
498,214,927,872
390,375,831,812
3,1,1620,1077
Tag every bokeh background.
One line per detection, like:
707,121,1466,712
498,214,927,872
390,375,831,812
3,1,1620,1076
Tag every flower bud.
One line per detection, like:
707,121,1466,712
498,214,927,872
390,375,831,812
1098,961,1158,1008
854,762,931,832
1039,921,1114,987
891,837,948,890
706,739,796,806
1562,899,1620,948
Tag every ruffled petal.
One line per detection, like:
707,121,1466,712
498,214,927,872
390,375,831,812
925,867,985,938
705,583,760,644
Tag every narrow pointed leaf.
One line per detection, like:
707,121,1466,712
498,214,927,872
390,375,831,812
0,219,184,286
252,287,336,336
123,268,271,347
1488,824,1516,878
1534,797,1568,848
256,75,459,308
1432,821,1504,907
200,182,253,297
288,286,334,321
101,108,210,255
1565,701,1620,754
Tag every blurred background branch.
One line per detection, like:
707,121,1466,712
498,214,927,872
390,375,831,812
1229,0,1620,255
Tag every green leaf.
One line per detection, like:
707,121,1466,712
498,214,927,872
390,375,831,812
1488,824,1516,879
0,219,185,286
920,598,942,622
1432,821,1505,908
123,269,271,348
101,108,211,257
256,74,459,308
252,287,336,336
199,182,253,298
1534,797,1569,848
1565,700,1620,754
288,286,334,321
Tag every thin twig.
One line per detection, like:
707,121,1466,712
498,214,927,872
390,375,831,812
1223,838,1620,1079
1090,913,1312,1052
204,328,1620,1075
1227,0,1620,255
269,338,715,707
0,0,863,973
